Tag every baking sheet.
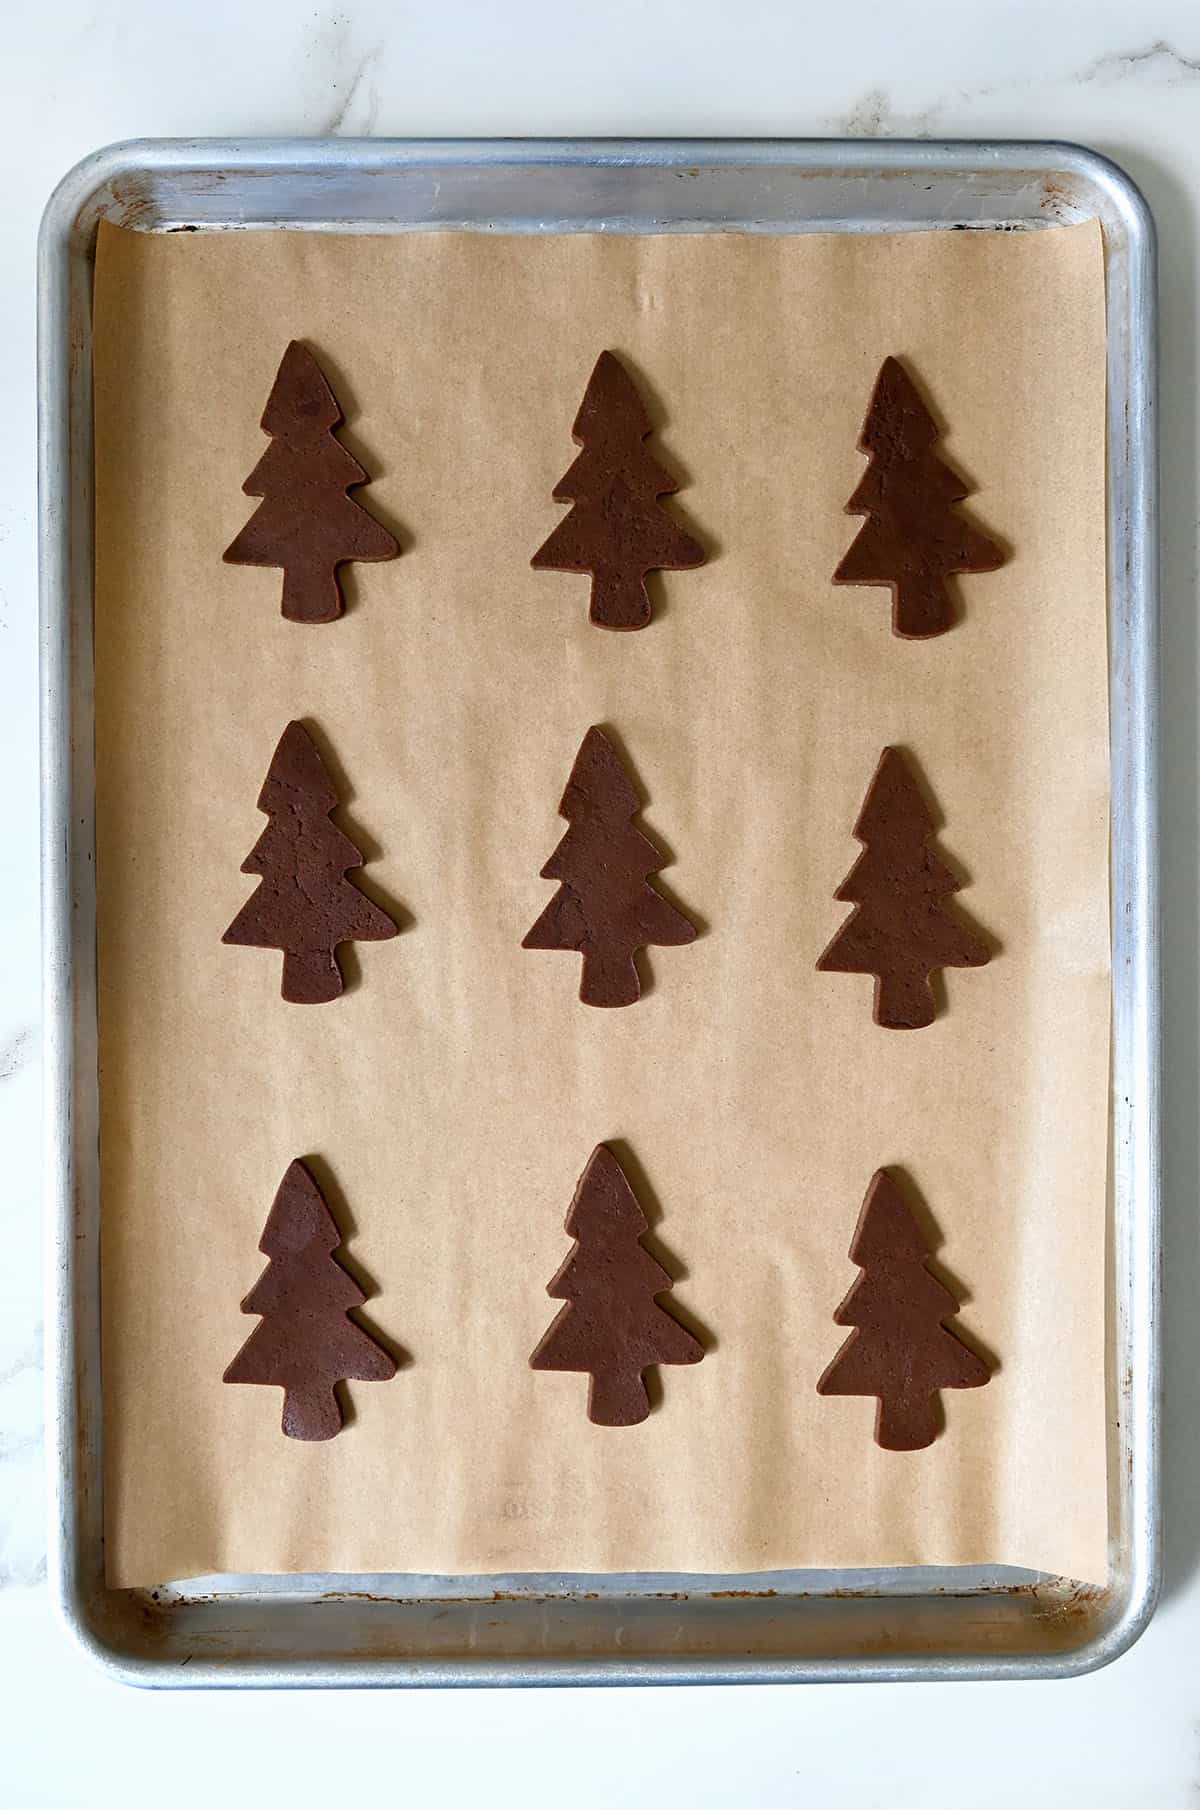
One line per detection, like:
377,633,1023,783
92,216,1110,1587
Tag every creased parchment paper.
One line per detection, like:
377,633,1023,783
93,218,1110,1587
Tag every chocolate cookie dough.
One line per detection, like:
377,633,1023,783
834,355,1004,638
531,350,705,630
223,720,398,1004
223,340,400,623
817,1169,991,1450
522,725,696,1007
530,1144,704,1426
223,1159,397,1441
816,745,991,1029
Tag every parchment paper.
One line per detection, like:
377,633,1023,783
93,217,1110,1587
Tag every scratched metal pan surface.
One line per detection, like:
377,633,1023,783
38,139,1160,1687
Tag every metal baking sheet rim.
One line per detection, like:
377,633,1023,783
37,138,1161,1687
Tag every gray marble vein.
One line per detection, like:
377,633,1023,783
0,1027,34,1083
0,1326,42,1389
305,13,384,137
1077,39,1200,83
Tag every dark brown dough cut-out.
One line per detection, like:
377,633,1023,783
817,1168,991,1450
817,745,990,1029
530,1144,704,1426
223,720,398,1004
531,350,705,630
522,725,696,1007
834,355,1004,638
223,1159,396,1440
223,340,400,623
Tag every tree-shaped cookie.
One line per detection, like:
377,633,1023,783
522,725,696,1007
223,720,398,1003
223,341,400,623
834,356,1004,638
817,1169,990,1450
817,746,990,1029
530,1144,704,1426
531,350,705,630
224,1159,397,1440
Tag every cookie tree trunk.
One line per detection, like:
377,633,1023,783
876,1391,939,1453
223,1160,396,1441
223,720,398,1004
281,1381,342,1444
834,355,1004,638
281,949,343,1008
817,1169,991,1451
530,1144,704,1426
531,351,705,630
580,944,641,1012
817,745,991,1029
875,968,944,1035
588,1368,655,1429
523,726,696,1008
223,340,400,623
589,567,648,637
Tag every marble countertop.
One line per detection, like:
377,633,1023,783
4,2,1198,1804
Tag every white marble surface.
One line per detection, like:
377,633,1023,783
3,1,1199,1803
